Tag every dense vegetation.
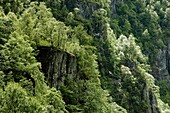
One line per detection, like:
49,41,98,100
0,0,169,113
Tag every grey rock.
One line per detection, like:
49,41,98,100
152,45,170,87
37,47,77,88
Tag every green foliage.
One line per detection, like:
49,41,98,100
0,82,39,113
65,8,93,34
0,32,37,71
157,80,170,105
59,32,126,112
92,8,109,33
61,79,127,113
0,10,13,45
104,23,163,112
77,46,99,80
8,2,82,54
0,31,46,95
0,0,170,113
111,0,168,59
13,2,67,48
0,6,68,113
70,25,93,45
0,0,30,14
81,81,126,113
42,0,68,21
43,88,68,113
0,82,68,113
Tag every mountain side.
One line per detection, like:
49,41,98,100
0,0,170,113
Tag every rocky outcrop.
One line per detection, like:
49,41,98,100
152,44,170,87
65,0,100,18
37,47,77,88
65,0,121,18
111,0,117,17
75,1,100,18
143,84,160,113
149,91,160,113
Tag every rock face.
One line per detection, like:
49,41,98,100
111,0,117,17
37,47,77,88
65,0,100,18
75,1,100,18
152,44,170,87
143,85,160,113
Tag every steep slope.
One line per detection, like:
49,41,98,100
0,0,170,113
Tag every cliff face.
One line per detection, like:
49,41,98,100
37,47,77,88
